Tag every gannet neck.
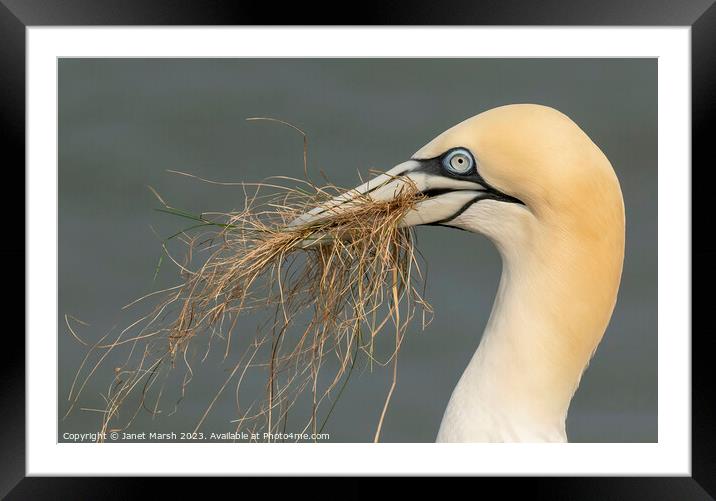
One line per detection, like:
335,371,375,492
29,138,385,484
436,185,625,442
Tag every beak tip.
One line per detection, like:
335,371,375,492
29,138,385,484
287,216,306,228
288,159,424,230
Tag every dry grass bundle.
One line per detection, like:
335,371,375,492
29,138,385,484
66,123,432,442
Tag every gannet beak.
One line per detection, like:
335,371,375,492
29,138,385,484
289,158,491,237
288,160,422,229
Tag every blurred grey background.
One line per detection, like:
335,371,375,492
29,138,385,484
58,58,657,443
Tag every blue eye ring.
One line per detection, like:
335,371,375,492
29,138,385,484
442,148,475,175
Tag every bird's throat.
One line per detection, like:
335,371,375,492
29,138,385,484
436,225,624,442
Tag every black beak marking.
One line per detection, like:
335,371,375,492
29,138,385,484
301,149,523,226
407,150,524,226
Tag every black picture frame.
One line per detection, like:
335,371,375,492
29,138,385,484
3,0,712,496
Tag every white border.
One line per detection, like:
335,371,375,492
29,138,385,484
27,27,690,476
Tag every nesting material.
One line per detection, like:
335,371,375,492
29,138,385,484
68,168,433,442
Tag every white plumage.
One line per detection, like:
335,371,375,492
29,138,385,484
298,104,625,442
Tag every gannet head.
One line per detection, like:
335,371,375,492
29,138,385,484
293,104,624,261
293,104,626,437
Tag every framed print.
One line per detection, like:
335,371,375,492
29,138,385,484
5,0,712,496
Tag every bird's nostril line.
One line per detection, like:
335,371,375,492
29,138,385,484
422,188,456,199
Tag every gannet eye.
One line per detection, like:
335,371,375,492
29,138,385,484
443,149,474,175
